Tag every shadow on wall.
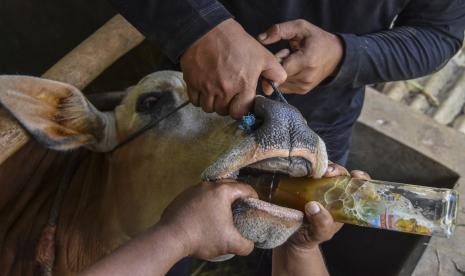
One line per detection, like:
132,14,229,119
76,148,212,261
0,0,161,93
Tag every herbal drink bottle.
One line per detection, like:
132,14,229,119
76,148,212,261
244,175,458,237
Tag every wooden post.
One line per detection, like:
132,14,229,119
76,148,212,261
452,114,465,134
409,49,464,113
409,64,455,112
0,15,145,164
433,72,465,125
383,81,409,102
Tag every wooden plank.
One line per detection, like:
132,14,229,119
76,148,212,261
0,15,144,164
433,72,465,125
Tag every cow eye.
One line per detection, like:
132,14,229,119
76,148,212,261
136,92,161,113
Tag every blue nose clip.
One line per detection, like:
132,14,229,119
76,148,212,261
239,114,256,133
239,78,287,133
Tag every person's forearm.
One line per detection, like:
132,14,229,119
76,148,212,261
80,224,188,276
272,246,329,276
327,0,465,88
333,26,461,87
108,0,232,61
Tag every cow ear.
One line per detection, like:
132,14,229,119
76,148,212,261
0,75,115,151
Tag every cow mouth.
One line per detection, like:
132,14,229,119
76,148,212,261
202,156,313,182
234,156,313,180
201,136,328,182
201,96,328,182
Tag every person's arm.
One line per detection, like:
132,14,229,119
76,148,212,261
79,223,188,276
332,0,465,88
108,0,232,62
272,204,333,276
259,0,465,93
272,164,372,276
80,181,257,276
109,1,286,118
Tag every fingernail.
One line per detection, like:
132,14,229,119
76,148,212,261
326,165,334,173
306,202,321,215
258,33,267,40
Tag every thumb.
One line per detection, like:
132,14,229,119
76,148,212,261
258,20,310,45
228,86,256,119
261,59,287,95
282,50,306,77
304,201,342,242
305,202,333,232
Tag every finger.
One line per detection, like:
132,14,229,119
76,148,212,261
187,87,200,106
258,20,311,45
262,48,287,95
225,182,259,201
214,96,229,116
282,50,306,77
279,81,304,94
350,170,372,180
199,94,215,113
305,202,336,241
275,48,291,62
261,54,287,96
228,89,255,119
213,88,235,116
324,163,350,178
261,80,273,96
280,79,313,94
262,58,287,86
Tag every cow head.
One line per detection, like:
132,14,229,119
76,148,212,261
0,71,328,251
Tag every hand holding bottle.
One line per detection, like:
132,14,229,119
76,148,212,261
272,164,372,276
284,163,372,251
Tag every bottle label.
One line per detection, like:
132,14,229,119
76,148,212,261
347,182,435,235
370,210,432,235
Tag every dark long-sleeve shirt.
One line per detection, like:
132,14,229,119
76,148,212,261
109,0,465,163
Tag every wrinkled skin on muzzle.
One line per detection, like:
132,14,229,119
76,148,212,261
202,95,328,181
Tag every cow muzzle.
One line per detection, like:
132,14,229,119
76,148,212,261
202,96,328,181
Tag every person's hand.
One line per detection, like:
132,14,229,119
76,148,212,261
180,18,287,119
159,181,258,260
284,163,371,252
258,19,343,94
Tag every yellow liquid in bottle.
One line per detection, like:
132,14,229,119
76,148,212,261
270,176,366,225
250,175,458,237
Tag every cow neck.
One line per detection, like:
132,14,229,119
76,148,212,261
34,101,189,275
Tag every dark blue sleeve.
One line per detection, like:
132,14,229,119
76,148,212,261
328,0,465,88
109,0,232,62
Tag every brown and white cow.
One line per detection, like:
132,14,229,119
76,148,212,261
0,71,328,275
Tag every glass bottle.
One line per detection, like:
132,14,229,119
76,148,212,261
244,175,458,237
